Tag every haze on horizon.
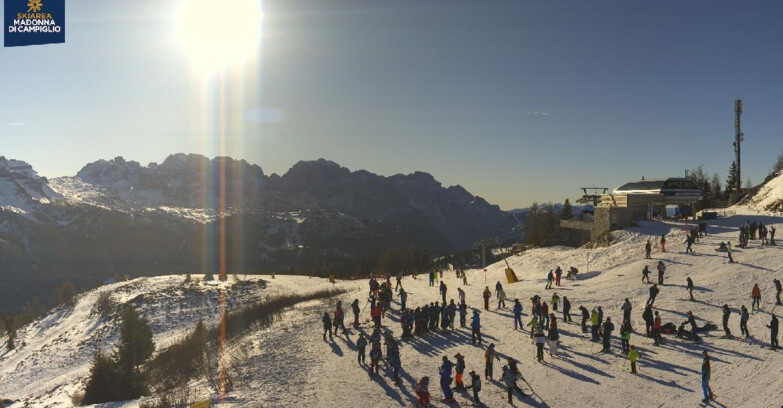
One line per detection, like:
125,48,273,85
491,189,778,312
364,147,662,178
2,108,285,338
1,0,782,210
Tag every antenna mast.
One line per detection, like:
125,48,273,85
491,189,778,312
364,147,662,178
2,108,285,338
733,99,744,192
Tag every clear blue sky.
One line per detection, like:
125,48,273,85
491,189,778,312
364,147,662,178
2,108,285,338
1,0,782,209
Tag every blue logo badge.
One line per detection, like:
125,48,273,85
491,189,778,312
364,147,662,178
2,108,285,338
4,0,65,47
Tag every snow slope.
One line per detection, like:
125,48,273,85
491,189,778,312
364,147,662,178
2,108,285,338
3,214,783,407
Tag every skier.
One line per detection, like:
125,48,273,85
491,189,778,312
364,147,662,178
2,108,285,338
447,300,457,330
462,269,468,285
548,314,560,356
751,284,762,312
322,312,333,341
454,353,466,391
534,328,547,362
471,310,482,345
653,311,664,346
685,234,694,254
482,287,491,310
656,261,666,285
545,270,554,289
386,335,402,384
642,265,652,284
356,333,367,364
541,302,550,328
660,234,666,252
727,241,734,263
484,343,500,380
371,303,383,329
458,287,466,305
563,296,572,323
701,351,714,404
369,337,383,375
621,298,632,323
414,376,431,407
351,299,361,328
399,289,408,311
459,301,468,328
775,279,783,306
769,315,780,350
740,305,750,338
513,299,524,330
440,281,448,304
497,288,507,309
580,305,589,333
645,239,652,259
687,277,695,302
687,311,700,343
590,307,600,342
771,225,777,245
555,266,562,286
439,356,456,403
620,320,632,354
551,293,560,312
467,370,482,405
643,305,654,337
722,304,732,337
334,301,347,335
627,345,639,374
501,365,527,403
495,281,504,297
429,269,435,287
647,283,660,307
527,314,538,339
601,317,615,352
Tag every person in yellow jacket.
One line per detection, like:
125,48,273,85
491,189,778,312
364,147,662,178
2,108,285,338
590,308,600,342
627,345,639,374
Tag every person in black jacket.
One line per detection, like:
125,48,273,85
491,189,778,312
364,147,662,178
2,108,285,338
562,296,572,322
643,305,654,337
686,277,695,301
322,312,333,341
579,305,589,333
775,279,782,306
647,284,660,307
722,304,732,337
601,317,614,352
454,353,467,391
768,315,779,350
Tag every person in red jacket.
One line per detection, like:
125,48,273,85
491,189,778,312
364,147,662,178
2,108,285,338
752,284,762,311
371,304,383,329
653,311,664,346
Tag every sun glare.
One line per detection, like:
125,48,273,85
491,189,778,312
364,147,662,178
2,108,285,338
175,0,262,74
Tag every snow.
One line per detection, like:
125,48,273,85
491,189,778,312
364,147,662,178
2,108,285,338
3,214,783,407
736,170,783,214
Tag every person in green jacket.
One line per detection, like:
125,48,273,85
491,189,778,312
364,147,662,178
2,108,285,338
551,293,560,312
590,308,600,342
527,315,538,339
627,345,639,374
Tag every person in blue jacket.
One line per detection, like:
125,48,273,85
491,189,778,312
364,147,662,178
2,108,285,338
471,310,482,344
439,356,456,403
513,299,524,330
701,350,714,403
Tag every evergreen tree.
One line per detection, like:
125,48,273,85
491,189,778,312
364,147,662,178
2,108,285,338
710,174,722,203
726,161,738,195
7,326,16,351
561,199,573,220
82,353,119,404
522,203,539,246
112,304,154,400
770,152,783,179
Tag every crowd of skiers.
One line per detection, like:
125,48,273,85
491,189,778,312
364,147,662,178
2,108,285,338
319,219,781,406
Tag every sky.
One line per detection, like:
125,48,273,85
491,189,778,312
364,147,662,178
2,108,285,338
1,0,782,210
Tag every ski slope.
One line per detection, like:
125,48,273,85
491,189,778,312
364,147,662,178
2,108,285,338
2,214,783,407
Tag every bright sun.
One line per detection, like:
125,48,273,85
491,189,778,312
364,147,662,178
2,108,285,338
175,0,262,74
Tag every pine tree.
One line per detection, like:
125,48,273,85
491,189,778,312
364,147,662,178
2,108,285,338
114,304,155,400
726,161,738,195
7,327,16,351
710,174,722,203
561,199,573,220
82,353,119,404
771,152,783,179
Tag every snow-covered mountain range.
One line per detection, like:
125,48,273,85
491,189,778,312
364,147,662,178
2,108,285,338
0,154,514,311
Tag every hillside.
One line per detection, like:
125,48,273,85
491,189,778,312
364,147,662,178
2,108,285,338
2,212,782,407
737,169,783,213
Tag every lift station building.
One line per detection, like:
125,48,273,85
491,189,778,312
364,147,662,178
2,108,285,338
561,177,702,245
